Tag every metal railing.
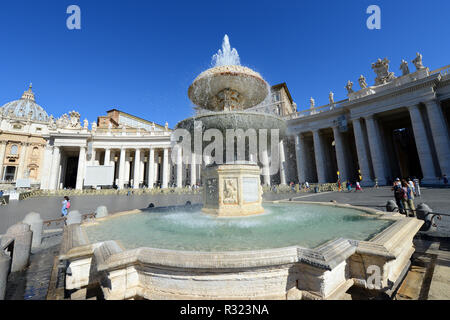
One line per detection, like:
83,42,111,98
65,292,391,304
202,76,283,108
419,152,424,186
42,212,96,228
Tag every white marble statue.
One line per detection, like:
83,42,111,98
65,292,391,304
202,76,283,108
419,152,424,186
83,119,89,129
400,59,410,76
358,75,368,89
372,58,396,85
329,91,334,105
91,121,97,132
310,97,315,108
412,52,425,70
165,122,169,130
345,80,354,94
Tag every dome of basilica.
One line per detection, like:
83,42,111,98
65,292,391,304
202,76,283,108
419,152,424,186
0,84,49,122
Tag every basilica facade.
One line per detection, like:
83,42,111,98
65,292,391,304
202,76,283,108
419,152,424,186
2,54,448,191
0,83,296,190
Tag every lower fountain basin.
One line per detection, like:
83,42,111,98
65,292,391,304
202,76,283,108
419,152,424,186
61,202,423,300
84,203,394,251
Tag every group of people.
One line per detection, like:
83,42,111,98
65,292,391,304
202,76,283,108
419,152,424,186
340,180,363,192
392,178,420,217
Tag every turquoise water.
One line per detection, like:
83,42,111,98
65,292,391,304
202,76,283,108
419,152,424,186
84,203,394,251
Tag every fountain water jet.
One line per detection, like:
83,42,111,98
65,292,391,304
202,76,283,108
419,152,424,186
177,35,286,216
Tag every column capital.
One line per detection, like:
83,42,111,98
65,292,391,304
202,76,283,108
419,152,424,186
407,104,420,111
365,114,375,120
423,98,440,107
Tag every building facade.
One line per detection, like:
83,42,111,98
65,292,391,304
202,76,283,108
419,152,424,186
287,54,450,186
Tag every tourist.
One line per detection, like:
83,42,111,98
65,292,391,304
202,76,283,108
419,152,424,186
355,181,363,192
444,174,448,186
337,179,341,192
61,196,70,217
305,181,309,190
393,179,406,214
374,178,379,189
407,178,416,195
413,177,421,197
346,180,352,192
0,190,3,197
401,179,415,217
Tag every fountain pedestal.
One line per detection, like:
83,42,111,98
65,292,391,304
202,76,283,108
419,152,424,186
202,163,264,217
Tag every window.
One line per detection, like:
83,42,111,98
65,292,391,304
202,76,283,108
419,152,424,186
10,145,18,155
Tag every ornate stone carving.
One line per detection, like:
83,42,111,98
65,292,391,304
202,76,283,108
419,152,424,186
400,59,410,76
345,80,354,94
372,58,396,85
223,178,238,204
69,111,81,128
205,178,218,206
412,52,425,70
83,119,89,129
358,75,368,89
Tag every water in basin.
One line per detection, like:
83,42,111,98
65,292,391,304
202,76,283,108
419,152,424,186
84,203,394,251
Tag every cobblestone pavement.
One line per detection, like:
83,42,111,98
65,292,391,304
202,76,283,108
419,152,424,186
1,186,449,300
4,232,62,300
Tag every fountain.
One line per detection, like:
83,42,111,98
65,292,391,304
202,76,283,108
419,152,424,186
176,35,286,216
59,36,424,301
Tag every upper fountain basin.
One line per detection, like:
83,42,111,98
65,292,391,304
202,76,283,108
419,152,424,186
188,65,269,111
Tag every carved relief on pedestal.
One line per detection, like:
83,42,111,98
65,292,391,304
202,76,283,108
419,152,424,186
223,178,238,204
205,178,218,206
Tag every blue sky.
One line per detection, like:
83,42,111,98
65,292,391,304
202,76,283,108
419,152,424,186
0,0,449,127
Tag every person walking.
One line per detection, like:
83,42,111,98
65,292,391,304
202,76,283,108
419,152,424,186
61,196,70,217
401,179,415,217
346,180,352,192
407,178,416,196
393,179,406,214
443,174,449,186
413,177,421,197
355,181,363,192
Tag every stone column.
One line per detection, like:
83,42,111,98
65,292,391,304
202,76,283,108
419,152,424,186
176,146,183,187
0,141,6,180
104,148,111,166
352,119,374,186
147,148,154,188
133,148,141,189
425,99,450,177
279,140,287,185
190,152,197,186
312,129,326,183
40,145,53,189
49,146,61,190
162,148,169,188
17,142,28,179
365,115,387,185
118,148,126,189
91,148,97,165
294,134,306,183
408,104,438,183
75,146,86,190
332,126,348,182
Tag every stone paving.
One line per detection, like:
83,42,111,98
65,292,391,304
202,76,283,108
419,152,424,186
1,186,449,300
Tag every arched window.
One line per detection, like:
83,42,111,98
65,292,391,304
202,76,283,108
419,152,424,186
10,145,18,155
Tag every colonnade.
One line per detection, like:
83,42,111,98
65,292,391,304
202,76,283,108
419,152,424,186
294,99,450,186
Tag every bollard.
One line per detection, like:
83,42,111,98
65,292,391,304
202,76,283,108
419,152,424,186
0,251,10,300
66,210,82,225
95,206,108,219
386,200,398,212
416,203,432,220
23,212,43,249
2,223,32,272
